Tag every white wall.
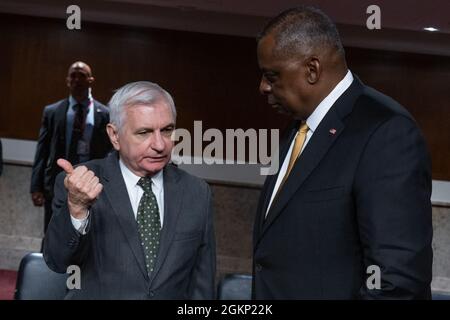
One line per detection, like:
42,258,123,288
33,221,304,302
2,137,449,205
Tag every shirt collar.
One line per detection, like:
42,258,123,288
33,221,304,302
119,158,164,191
69,88,93,109
150,169,163,192
306,70,354,133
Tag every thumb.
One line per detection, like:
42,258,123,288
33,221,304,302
57,158,74,174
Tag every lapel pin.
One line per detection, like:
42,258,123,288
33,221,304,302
329,128,337,135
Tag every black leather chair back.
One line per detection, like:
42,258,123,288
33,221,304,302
14,252,68,300
432,291,450,300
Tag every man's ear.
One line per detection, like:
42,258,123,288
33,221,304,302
305,56,321,84
88,76,95,85
106,124,120,151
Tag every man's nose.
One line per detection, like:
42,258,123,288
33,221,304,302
259,77,271,95
151,131,165,152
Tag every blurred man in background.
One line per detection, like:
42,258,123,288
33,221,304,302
30,61,111,236
0,139,3,176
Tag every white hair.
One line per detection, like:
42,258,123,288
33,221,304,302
108,81,177,130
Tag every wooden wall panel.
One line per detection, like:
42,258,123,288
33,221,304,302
0,13,287,140
346,48,450,180
0,13,448,179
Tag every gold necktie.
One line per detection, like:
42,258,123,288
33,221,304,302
283,122,309,181
266,122,309,216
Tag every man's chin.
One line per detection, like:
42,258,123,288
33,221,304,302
141,158,169,174
71,89,89,99
272,104,292,116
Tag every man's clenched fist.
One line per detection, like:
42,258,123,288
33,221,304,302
57,158,103,219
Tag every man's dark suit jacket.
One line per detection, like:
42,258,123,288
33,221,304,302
0,139,3,176
43,152,216,299
253,76,433,299
30,98,111,197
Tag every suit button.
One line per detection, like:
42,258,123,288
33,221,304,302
68,239,76,247
255,263,262,272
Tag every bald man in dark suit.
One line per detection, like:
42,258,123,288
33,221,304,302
253,6,432,299
30,62,111,234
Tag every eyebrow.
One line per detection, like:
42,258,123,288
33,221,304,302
162,123,175,129
136,123,175,131
262,70,279,77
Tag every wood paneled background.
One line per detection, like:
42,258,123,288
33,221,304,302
0,13,448,180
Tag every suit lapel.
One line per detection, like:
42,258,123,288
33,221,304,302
260,109,344,237
254,175,277,243
255,123,298,240
257,76,365,242
55,99,69,156
101,152,149,281
93,100,102,136
149,164,183,285
90,100,103,157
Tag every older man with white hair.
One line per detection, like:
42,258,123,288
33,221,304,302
43,81,216,299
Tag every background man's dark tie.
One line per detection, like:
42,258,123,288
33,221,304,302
68,104,86,164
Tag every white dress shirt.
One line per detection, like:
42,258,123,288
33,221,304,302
71,159,165,233
118,159,164,224
265,70,354,216
65,89,95,163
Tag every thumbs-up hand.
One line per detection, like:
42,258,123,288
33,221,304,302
57,158,103,219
